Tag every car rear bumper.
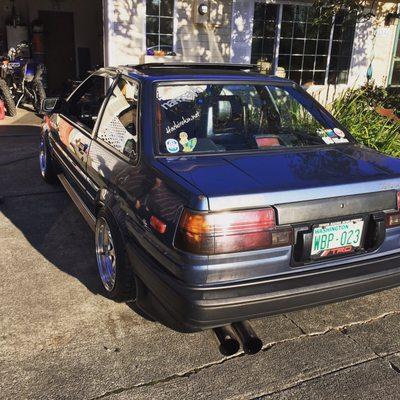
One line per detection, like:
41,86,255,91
127,241,400,332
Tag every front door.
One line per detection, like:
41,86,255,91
39,11,76,95
49,74,113,201
389,24,400,87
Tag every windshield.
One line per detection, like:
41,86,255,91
155,83,352,155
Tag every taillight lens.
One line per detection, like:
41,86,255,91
385,191,400,227
175,208,292,254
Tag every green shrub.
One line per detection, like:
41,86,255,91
329,86,400,157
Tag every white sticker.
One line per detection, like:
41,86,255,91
322,136,334,144
165,138,180,153
334,128,345,138
333,137,349,143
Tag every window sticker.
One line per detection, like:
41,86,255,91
322,136,335,144
157,86,206,109
165,111,200,135
334,128,345,138
179,132,197,152
332,137,349,143
317,128,348,144
165,138,180,153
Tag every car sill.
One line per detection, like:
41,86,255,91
58,173,96,231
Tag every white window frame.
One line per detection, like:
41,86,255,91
145,0,175,51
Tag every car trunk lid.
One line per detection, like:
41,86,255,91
158,145,400,213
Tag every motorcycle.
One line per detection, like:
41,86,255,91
1,42,46,115
0,56,17,116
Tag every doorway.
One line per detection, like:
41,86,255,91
39,11,76,96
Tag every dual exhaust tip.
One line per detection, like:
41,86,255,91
213,321,263,356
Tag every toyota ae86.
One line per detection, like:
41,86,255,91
39,63,400,355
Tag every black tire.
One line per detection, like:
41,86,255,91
39,135,59,184
32,79,46,114
0,78,17,117
95,208,136,302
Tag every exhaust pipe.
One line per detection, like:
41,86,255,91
213,326,240,356
231,321,263,355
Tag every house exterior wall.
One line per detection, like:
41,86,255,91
103,0,399,102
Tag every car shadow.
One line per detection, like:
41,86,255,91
0,125,103,296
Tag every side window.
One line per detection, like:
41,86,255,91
67,75,110,131
96,77,139,160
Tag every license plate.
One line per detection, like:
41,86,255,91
311,219,364,257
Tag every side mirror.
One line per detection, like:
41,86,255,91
41,97,68,114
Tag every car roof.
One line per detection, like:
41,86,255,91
102,63,293,84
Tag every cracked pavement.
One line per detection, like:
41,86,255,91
2,124,400,399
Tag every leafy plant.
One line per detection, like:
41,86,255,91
329,86,400,157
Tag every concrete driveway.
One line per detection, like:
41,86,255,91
2,121,400,399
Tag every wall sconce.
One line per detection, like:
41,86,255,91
198,4,209,16
194,0,209,24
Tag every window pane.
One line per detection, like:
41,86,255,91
301,71,313,85
264,22,276,37
147,0,159,16
328,10,356,85
294,23,306,38
262,38,274,55
278,54,290,69
396,36,400,58
292,39,305,54
251,3,278,64
146,34,158,48
97,78,138,159
290,56,302,69
317,40,329,55
252,38,263,54
289,71,301,82
160,34,173,46
313,71,325,84
160,17,173,34
391,61,400,85
306,23,318,39
156,83,348,154
254,2,266,18
280,39,291,54
281,22,293,38
282,5,295,21
303,56,315,70
304,39,317,54
253,20,264,37
295,6,308,23
160,0,173,17
146,17,159,34
315,56,327,70
265,4,277,17
68,76,109,131
318,24,331,39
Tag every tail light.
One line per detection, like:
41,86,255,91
385,191,400,227
174,207,293,255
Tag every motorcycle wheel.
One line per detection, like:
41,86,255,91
0,78,17,117
32,79,46,114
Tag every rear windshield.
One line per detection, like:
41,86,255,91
155,83,352,155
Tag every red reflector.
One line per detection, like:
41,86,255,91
175,208,292,255
150,216,167,234
386,211,400,227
